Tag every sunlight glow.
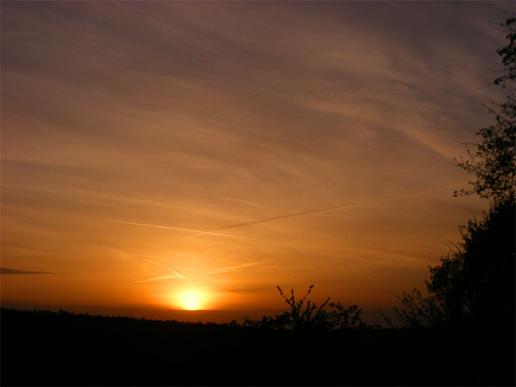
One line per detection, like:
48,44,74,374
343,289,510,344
176,288,206,310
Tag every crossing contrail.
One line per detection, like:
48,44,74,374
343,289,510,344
114,183,462,244
140,256,187,280
209,183,462,232
130,260,270,284
108,220,238,238
107,249,188,284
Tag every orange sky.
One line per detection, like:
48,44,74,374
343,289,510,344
0,1,511,319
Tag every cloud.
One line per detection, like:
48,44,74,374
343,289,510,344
208,183,462,232
131,274,184,284
130,259,274,284
223,287,269,294
109,220,239,239
0,267,53,275
203,260,273,275
140,256,186,280
0,1,505,308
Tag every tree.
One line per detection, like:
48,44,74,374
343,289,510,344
430,199,514,328
393,18,516,330
455,18,515,202
391,197,515,330
494,17,516,88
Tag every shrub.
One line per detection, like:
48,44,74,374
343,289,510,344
244,285,366,330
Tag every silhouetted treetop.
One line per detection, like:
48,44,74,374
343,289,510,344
390,196,515,329
456,17,515,202
494,17,515,87
393,18,516,331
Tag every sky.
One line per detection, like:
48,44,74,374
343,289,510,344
0,1,512,320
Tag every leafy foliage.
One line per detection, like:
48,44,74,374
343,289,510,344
455,18,515,201
385,289,444,328
244,285,366,330
391,196,515,329
393,19,516,329
455,111,515,201
494,18,516,87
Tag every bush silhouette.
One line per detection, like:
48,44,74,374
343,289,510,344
390,197,515,329
244,285,366,330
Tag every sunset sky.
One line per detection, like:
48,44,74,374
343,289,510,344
1,1,512,320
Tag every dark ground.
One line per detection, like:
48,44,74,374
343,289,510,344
1,308,514,386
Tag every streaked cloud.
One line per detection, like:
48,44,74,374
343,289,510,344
110,220,239,239
208,182,463,232
1,268,54,275
203,260,273,275
0,1,509,311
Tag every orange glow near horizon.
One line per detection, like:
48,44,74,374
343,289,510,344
174,287,210,311
0,1,506,320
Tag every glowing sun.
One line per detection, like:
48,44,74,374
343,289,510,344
176,288,206,310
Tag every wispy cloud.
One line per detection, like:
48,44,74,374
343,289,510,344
0,267,54,275
131,274,185,284
109,221,238,239
203,260,273,275
130,259,273,284
0,1,502,308
209,183,462,232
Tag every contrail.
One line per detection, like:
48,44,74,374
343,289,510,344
140,256,187,280
104,247,188,284
122,255,187,284
109,221,238,239
214,203,365,231
132,274,184,284
181,190,286,211
202,260,272,275
209,183,462,232
131,260,273,284
115,183,461,245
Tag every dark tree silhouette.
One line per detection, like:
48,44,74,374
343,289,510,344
427,199,514,328
455,18,515,202
494,18,516,88
393,18,516,330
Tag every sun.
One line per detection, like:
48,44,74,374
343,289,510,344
176,288,206,310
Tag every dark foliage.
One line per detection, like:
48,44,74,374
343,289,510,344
386,288,443,328
428,197,515,329
390,197,515,329
243,285,366,330
494,18,516,87
1,308,514,386
455,18,515,201
392,18,516,334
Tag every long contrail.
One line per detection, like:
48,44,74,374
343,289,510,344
116,183,461,244
210,183,461,232
109,221,238,238
131,260,269,284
